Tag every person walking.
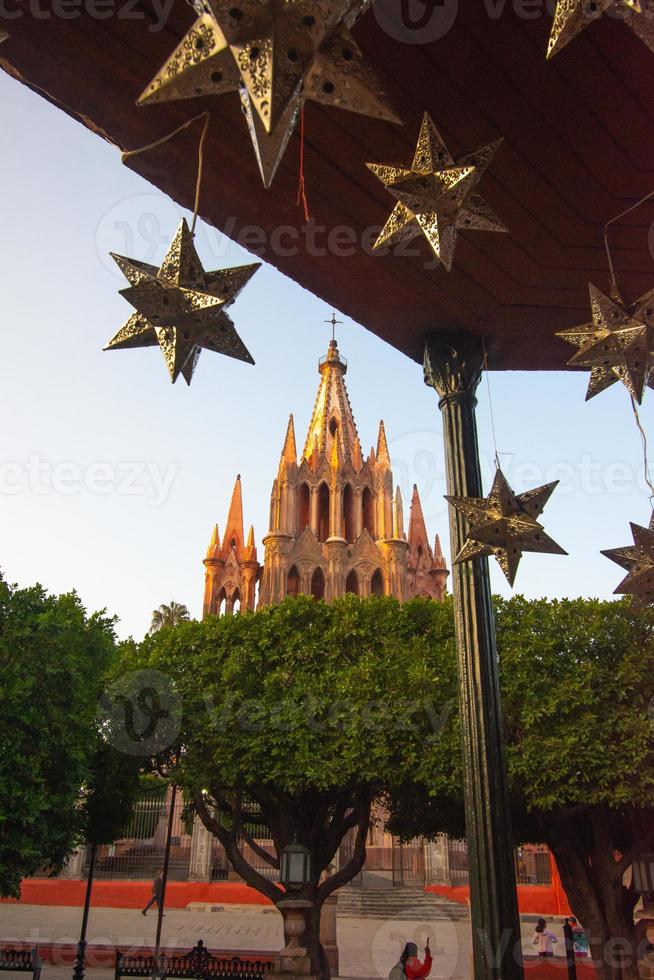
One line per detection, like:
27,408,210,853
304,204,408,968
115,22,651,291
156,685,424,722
142,870,164,916
389,942,432,980
533,918,558,957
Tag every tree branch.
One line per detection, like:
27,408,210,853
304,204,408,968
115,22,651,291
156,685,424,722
317,791,371,903
192,790,284,905
239,828,279,869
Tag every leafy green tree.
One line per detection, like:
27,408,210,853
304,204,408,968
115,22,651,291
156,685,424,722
149,601,190,635
79,737,142,849
388,596,654,980
129,594,457,979
0,577,117,897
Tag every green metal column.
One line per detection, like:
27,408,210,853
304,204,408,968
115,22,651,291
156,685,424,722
424,334,523,980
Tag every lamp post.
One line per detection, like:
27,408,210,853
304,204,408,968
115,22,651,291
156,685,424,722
274,838,315,980
72,843,97,980
424,334,523,980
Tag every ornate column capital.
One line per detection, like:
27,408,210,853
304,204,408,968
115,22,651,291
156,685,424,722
423,333,484,403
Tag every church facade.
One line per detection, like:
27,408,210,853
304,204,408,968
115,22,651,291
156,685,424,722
203,339,448,616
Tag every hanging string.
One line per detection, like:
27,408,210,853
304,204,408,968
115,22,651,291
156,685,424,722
630,395,654,510
482,336,501,471
604,187,654,302
603,189,654,512
296,106,310,223
121,111,211,236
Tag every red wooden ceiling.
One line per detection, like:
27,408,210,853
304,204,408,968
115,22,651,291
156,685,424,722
2,0,654,369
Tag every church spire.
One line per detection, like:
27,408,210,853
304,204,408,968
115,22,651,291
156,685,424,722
281,414,297,465
244,525,257,561
222,474,245,557
376,420,390,466
206,523,221,560
408,484,429,551
394,486,405,539
434,533,447,569
302,338,363,470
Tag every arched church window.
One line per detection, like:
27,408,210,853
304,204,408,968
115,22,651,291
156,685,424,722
317,483,330,542
230,537,237,550
287,566,300,597
298,483,310,535
345,569,359,595
217,588,227,617
362,486,374,536
371,569,384,597
343,484,355,544
329,417,338,437
311,567,325,600
417,544,423,565
232,589,241,615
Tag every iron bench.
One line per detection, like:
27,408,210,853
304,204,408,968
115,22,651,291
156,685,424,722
115,941,274,980
0,948,42,980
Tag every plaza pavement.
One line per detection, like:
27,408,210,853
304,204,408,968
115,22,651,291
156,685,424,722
0,903,570,979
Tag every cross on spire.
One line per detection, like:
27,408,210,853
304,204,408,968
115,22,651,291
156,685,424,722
325,311,343,342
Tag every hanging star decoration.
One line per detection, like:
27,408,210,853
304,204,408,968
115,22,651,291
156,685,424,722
366,113,507,271
556,283,654,403
547,0,653,59
602,517,654,608
105,218,260,384
445,469,567,586
137,0,399,188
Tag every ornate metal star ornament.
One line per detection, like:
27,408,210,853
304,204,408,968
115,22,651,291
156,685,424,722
445,469,567,586
556,283,654,403
138,0,399,188
601,517,654,609
547,0,653,59
105,218,260,384
366,113,507,271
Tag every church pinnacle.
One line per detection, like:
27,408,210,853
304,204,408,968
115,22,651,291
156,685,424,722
281,414,297,465
301,339,363,470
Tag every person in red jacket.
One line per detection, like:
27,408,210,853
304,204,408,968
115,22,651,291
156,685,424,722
401,942,432,979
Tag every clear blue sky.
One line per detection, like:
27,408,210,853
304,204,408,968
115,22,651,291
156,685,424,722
1,70,653,640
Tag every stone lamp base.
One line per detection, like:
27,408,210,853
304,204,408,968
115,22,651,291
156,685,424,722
266,898,317,980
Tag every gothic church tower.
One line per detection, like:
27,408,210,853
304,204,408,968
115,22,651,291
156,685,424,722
257,339,448,605
203,475,259,616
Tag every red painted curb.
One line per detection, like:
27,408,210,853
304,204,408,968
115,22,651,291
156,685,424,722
425,884,573,917
1,881,272,910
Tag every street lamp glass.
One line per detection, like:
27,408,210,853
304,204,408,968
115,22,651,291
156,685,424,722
281,839,312,890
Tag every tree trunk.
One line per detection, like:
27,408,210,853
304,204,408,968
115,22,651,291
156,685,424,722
548,825,638,980
304,899,329,980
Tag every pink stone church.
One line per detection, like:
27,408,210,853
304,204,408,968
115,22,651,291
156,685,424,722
202,339,449,615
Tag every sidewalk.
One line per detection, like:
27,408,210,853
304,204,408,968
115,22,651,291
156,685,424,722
0,903,577,979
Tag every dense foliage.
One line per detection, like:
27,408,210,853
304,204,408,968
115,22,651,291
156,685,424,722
129,594,457,977
79,738,142,847
0,577,117,896
389,596,654,980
